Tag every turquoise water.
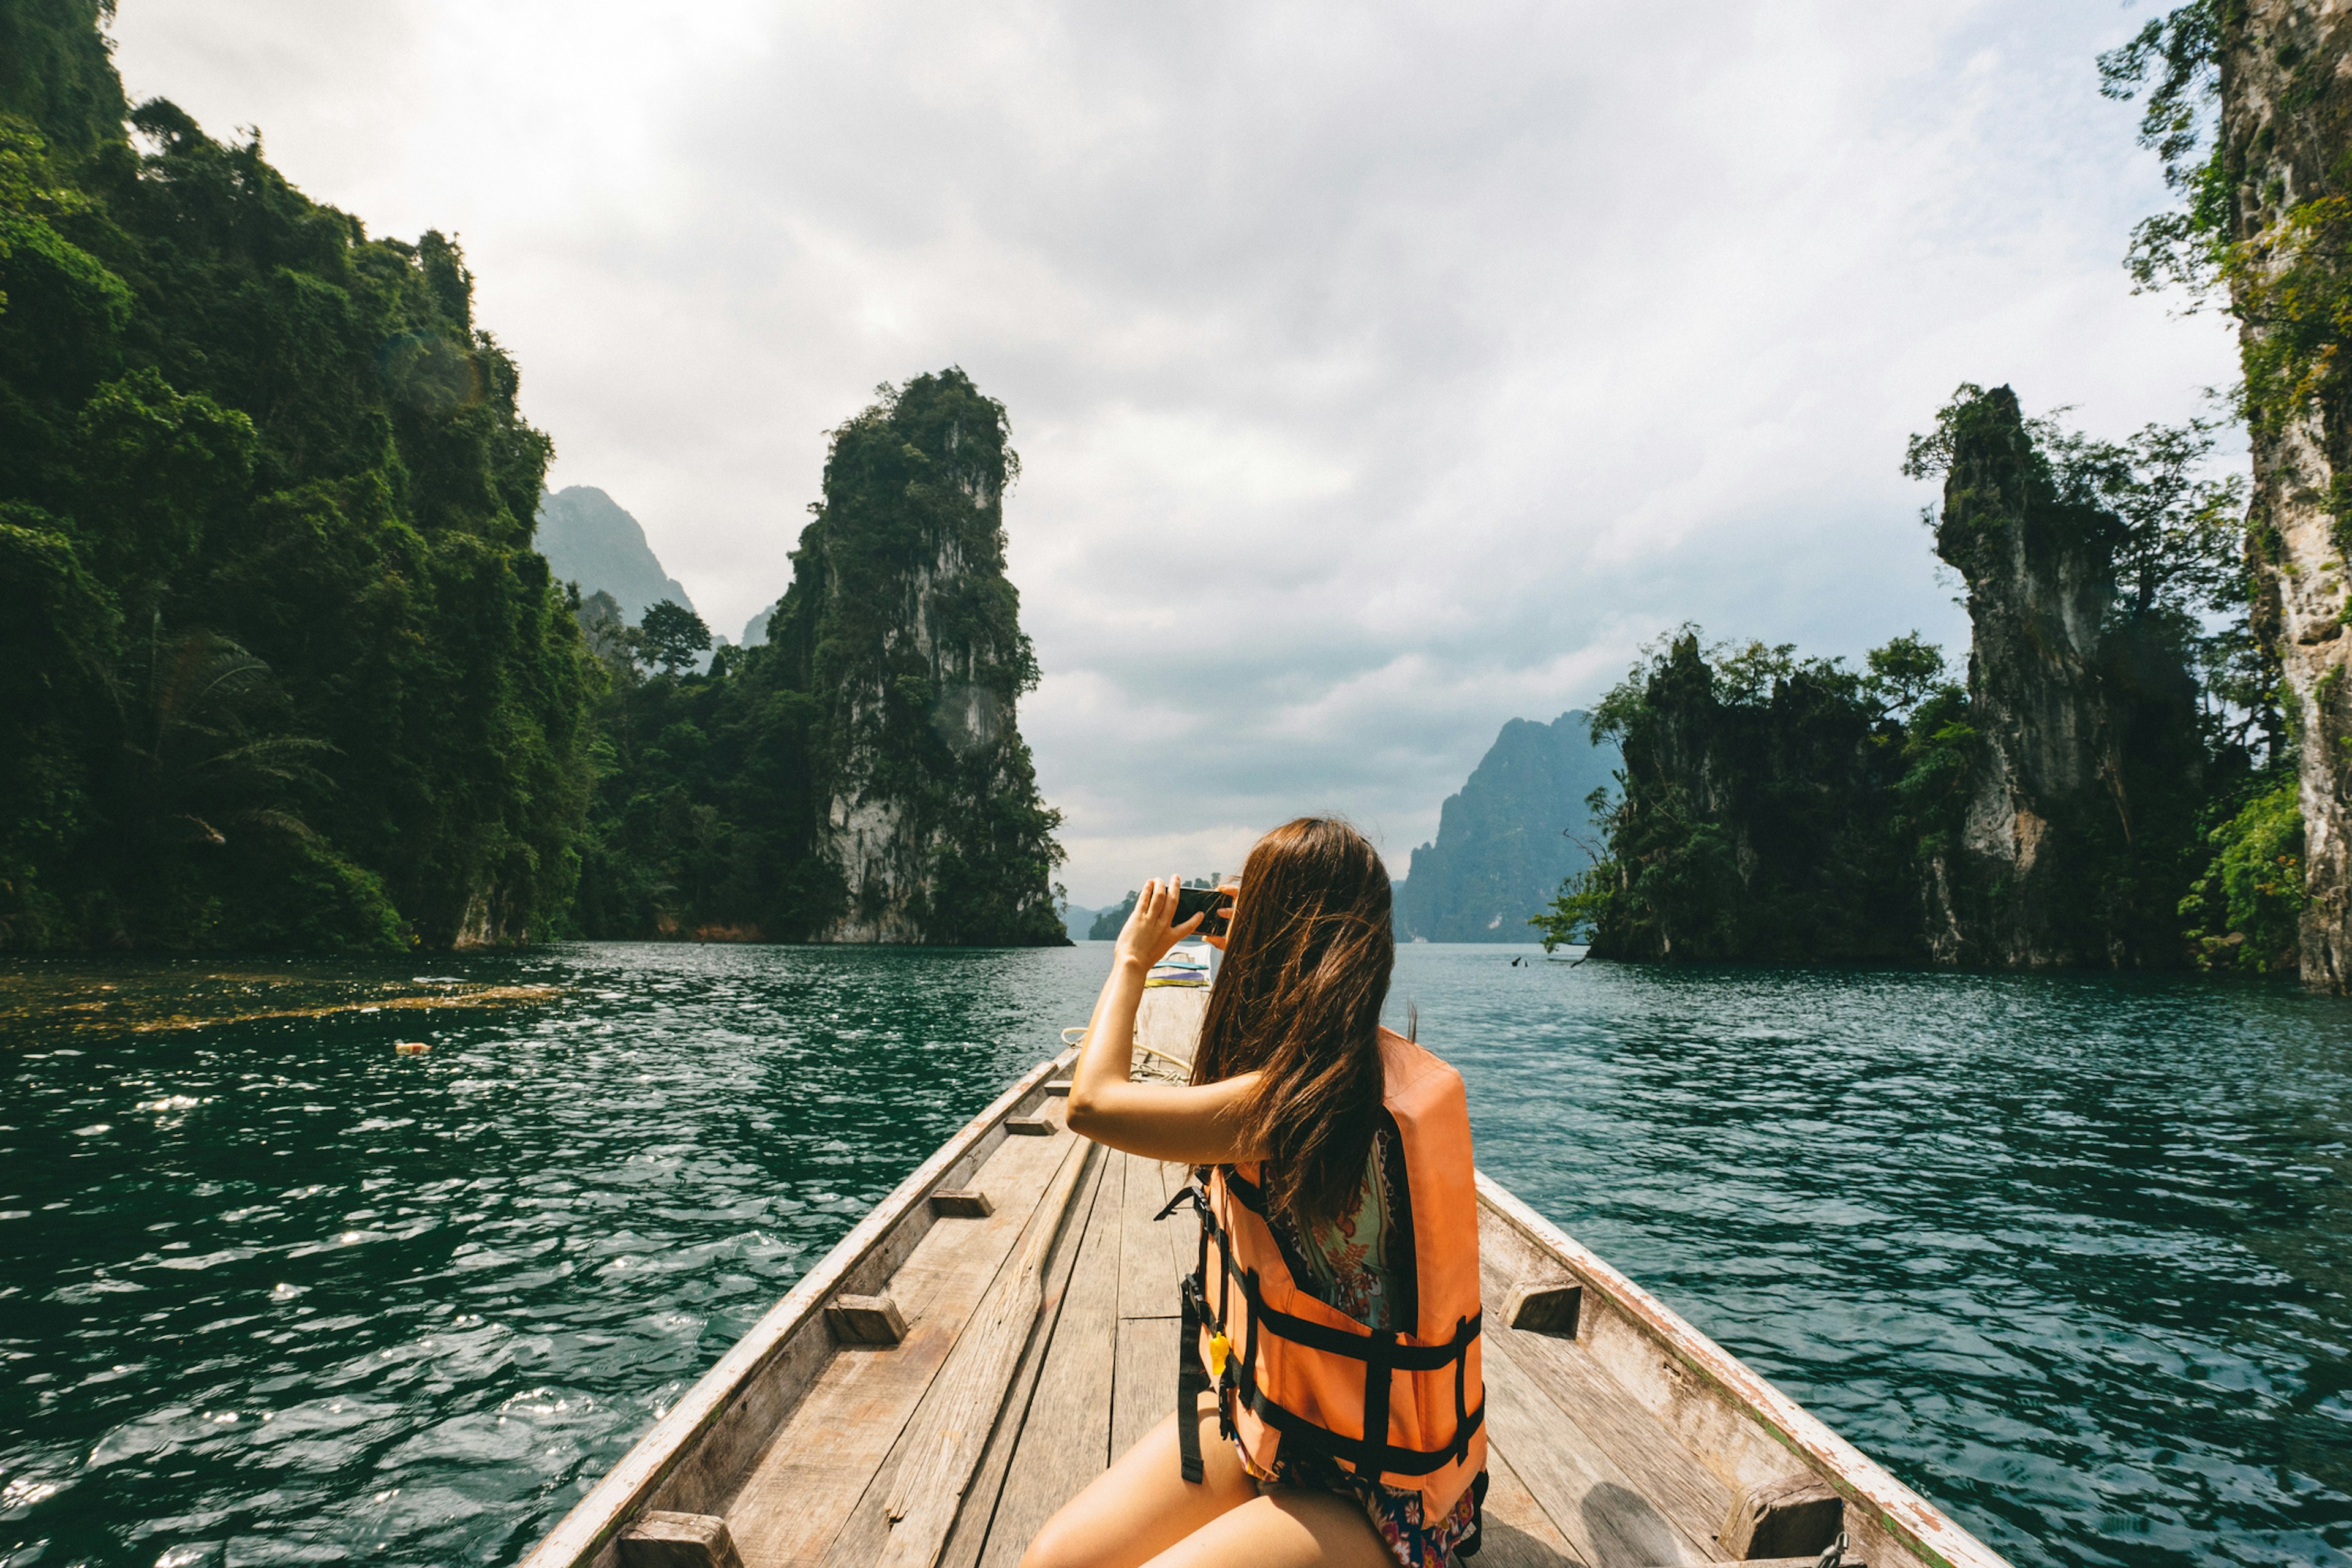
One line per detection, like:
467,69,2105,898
1,944,2346,1567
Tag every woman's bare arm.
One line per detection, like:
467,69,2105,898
1065,876,1265,1166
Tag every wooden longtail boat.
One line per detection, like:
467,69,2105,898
520,991,2013,1568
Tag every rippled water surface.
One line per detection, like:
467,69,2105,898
2,944,2348,1568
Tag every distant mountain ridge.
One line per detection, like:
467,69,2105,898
537,487,698,623
1395,711,1620,942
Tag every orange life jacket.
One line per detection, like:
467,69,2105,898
1163,1028,1486,1517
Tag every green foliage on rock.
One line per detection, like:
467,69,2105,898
1545,630,1947,962
2101,1,2352,449
0,0,592,949
2180,774,2304,973
565,372,1067,948
766,371,1067,945
566,608,837,943
1554,385,2289,971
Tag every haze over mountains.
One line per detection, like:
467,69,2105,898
536,487,704,626
1393,712,1620,943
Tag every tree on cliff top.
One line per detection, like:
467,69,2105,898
638,599,711,677
2101,2,2351,441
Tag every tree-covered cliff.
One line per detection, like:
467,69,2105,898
2102,0,2351,988
1910,386,2217,968
0,3,1065,952
560,375,1068,947
1540,631,1951,961
766,371,1066,944
1545,386,2277,971
1,0,591,949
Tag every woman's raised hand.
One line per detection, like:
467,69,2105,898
1114,875,1202,973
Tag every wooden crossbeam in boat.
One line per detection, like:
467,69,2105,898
1719,1474,1845,1561
617,1512,744,1568
825,1294,910,1346
930,1189,995,1218
1504,1279,1583,1338
1004,1117,1057,1137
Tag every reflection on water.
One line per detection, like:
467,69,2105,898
0,943,2345,1567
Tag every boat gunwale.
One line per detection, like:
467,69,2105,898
518,1046,1077,1568
1476,1173,2011,1568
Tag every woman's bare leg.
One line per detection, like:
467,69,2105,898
1020,1399,1255,1568
1139,1491,1395,1568
1021,1396,1392,1568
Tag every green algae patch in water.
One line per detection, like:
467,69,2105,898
0,965,565,1039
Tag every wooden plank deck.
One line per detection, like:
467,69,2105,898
711,987,1755,1568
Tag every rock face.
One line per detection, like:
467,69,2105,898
1925,388,2203,967
766,371,1066,945
2223,1,2352,991
1395,712,1620,941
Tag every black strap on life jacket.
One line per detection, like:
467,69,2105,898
1154,1175,1485,1485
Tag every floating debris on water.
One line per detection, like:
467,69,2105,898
393,1041,431,1055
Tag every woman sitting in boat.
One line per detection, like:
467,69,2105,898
1030,817,1486,1568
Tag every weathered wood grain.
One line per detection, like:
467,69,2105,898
1482,1330,1716,1568
1110,1315,1180,1466
1496,1323,1733,1555
919,1152,1104,1568
825,1295,908,1346
619,1513,744,1568
974,1149,1125,1568
1719,1473,1844,1561
1506,1280,1585,1338
1132,986,1208,1075
930,1191,994,1219
1117,1151,1186,1322
721,1113,1079,1568
1477,1444,1593,1568
872,1126,1098,1568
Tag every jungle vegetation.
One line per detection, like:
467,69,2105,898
1536,388,2301,973
1,0,588,949
0,0,1065,951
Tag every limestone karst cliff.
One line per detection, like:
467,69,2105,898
2220,1,2352,989
766,370,1067,945
1924,388,2205,967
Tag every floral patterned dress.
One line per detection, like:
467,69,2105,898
1249,1127,1484,1566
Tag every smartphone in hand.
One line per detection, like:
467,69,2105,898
1172,884,1233,940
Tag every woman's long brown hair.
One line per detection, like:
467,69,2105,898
1192,816,1395,1235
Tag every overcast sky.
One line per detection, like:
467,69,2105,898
111,1,2239,907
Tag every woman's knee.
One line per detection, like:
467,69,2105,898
1017,1506,1091,1568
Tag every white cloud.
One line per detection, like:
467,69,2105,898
110,0,2239,904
